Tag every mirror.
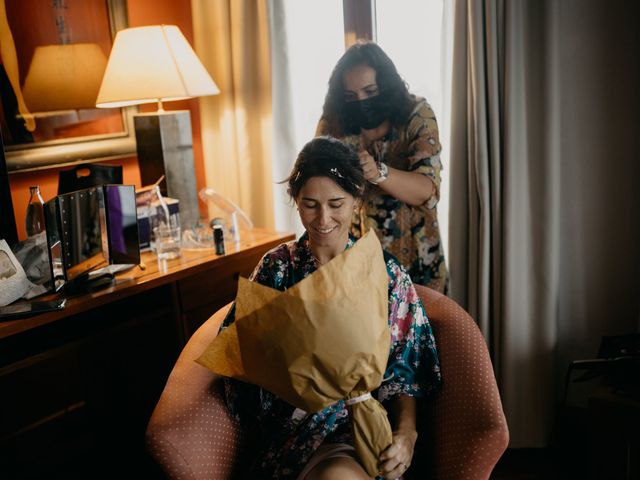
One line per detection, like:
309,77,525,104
0,0,135,172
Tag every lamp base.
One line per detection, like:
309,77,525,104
134,110,200,229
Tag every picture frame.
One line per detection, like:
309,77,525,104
1,0,136,173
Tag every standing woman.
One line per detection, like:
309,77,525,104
317,41,448,293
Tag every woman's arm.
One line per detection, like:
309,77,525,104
390,394,418,438
359,99,441,207
359,148,435,206
376,255,441,476
381,166,436,206
378,395,418,478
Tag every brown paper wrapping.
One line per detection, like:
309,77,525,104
197,230,392,476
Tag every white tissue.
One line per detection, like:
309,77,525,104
0,239,30,307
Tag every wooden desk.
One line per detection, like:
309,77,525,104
1,228,294,341
0,228,294,478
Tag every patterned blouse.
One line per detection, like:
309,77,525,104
318,96,449,293
221,233,441,479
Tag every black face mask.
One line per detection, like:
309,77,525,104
343,95,389,130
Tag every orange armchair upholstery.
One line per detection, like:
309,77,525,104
146,285,509,479
411,285,509,479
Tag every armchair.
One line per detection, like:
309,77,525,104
145,285,509,479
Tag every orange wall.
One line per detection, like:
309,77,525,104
7,0,206,241
10,156,142,239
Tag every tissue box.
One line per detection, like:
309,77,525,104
0,239,29,306
137,197,180,250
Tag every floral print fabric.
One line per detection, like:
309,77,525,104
319,96,449,292
221,233,441,479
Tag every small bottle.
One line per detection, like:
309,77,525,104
213,224,225,255
25,185,45,237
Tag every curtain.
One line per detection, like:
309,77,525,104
448,0,640,447
267,0,299,235
266,0,345,236
191,0,274,228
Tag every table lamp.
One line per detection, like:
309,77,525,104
23,43,107,114
96,25,219,229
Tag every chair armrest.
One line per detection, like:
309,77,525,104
146,304,247,480
416,286,509,480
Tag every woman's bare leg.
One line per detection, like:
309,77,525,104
305,457,371,480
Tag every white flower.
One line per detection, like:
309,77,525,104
396,300,409,319
390,323,400,339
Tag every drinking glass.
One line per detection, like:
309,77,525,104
153,226,181,261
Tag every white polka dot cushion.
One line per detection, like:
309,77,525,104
145,305,249,479
411,285,509,479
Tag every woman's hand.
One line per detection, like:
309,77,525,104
358,137,381,183
357,136,435,206
378,395,418,479
378,427,417,479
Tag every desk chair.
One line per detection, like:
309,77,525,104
146,285,509,479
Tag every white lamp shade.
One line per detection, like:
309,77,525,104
96,25,219,108
23,43,108,112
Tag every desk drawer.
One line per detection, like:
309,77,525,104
177,250,264,313
0,345,85,440
0,293,178,477
176,249,267,340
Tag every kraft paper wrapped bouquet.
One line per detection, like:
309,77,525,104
196,230,392,476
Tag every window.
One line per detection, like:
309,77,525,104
375,0,451,257
279,1,345,148
271,0,345,234
271,0,452,254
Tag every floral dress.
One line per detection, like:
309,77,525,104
221,233,441,479
318,96,449,293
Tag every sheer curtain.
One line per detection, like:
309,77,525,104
191,0,274,228
448,0,640,447
375,0,453,261
268,0,344,236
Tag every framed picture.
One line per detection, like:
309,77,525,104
0,0,136,173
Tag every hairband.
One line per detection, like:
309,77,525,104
292,166,364,192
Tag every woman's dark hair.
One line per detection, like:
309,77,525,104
285,136,365,201
320,41,414,136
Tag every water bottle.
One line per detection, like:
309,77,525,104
25,185,45,237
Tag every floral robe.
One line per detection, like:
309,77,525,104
318,96,449,293
222,233,441,479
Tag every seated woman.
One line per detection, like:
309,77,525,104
221,136,441,480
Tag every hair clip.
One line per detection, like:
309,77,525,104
330,167,345,179
330,167,365,193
